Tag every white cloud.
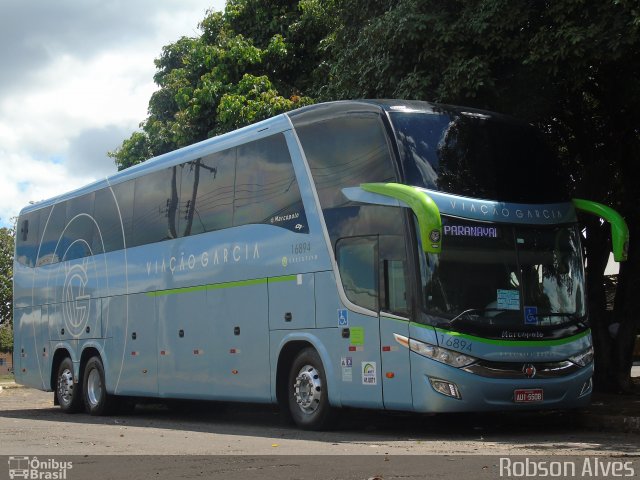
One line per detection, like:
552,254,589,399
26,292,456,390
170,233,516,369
0,151,94,224
0,0,225,227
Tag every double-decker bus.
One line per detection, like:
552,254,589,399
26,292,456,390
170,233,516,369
13,100,629,429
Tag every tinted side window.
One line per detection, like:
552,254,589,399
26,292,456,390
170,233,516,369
131,168,179,247
112,181,135,249
234,134,308,233
296,113,396,209
179,148,235,236
326,205,410,314
15,211,40,267
38,204,67,265
379,234,409,315
336,236,378,311
64,192,95,261
93,185,130,253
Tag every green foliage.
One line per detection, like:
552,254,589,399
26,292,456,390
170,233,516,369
111,1,336,170
0,324,12,353
216,74,314,134
0,226,14,330
108,132,152,171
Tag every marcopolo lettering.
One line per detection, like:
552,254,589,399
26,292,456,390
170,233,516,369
271,212,300,224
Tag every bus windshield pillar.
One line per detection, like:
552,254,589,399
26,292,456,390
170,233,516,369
361,182,442,254
572,198,629,262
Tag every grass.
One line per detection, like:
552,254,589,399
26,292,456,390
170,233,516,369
0,373,15,383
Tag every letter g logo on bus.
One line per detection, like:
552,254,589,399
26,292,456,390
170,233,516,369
62,261,91,337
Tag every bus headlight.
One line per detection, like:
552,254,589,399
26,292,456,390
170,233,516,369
408,338,477,368
569,346,594,367
429,377,462,399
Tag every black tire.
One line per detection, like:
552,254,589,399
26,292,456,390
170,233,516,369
82,356,115,416
287,348,335,430
55,357,83,413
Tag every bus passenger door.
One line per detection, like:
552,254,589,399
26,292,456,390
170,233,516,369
334,236,383,409
378,236,413,411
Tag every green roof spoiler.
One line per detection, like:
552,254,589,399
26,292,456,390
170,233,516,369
361,183,442,253
572,198,629,262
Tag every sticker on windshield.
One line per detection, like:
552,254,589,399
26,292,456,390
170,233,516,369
497,289,520,311
524,306,538,325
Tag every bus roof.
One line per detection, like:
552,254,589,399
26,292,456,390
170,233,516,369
19,99,527,216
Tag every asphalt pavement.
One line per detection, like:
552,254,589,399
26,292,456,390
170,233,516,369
1,366,638,434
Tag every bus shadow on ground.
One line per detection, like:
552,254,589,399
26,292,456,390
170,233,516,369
0,397,637,454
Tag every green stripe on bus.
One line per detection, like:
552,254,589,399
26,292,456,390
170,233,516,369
426,325,591,347
270,274,298,283
146,275,297,297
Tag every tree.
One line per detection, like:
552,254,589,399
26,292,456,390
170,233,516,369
0,225,14,335
109,1,334,170
324,0,640,391
0,324,12,354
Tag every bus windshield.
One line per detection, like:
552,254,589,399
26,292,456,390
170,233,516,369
419,218,586,329
390,110,568,203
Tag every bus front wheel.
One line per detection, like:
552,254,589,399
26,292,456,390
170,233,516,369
287,348,334,430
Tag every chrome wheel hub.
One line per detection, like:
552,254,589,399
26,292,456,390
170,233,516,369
86,368,102,407
57,368,74,406
293,364,322,414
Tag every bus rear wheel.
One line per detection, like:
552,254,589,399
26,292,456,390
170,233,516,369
82,356,114,416
287,348,334,430
56,357,83,413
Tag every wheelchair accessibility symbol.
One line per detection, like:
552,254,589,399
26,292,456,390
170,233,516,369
524,306,538,325
338,309,348,327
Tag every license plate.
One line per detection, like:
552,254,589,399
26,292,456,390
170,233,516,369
514,388,543,403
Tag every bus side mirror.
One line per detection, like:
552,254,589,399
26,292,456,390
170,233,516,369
360,183,442,254
572,198,629,262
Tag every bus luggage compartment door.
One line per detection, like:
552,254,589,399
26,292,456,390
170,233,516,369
268,273,315,330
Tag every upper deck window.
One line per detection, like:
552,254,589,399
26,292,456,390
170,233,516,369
234,134,308,233
295,112,396,211
16,133,307,268
390,112,568,203
179,148,235,236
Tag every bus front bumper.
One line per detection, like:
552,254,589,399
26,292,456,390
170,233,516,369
410,353,594,413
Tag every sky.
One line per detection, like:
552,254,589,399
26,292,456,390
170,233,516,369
0,0,226,227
